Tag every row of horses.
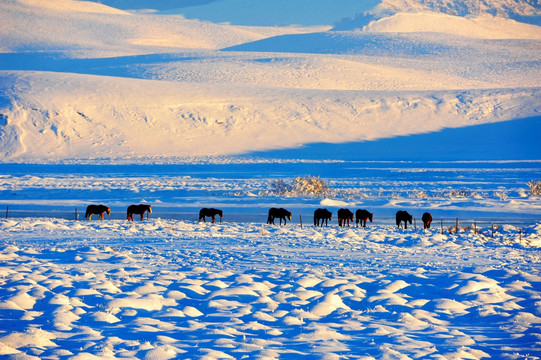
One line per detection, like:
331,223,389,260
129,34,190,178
85,204,152,222
86,204,219,223
85,204,433,229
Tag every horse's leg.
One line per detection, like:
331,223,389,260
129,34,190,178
88,214,92,221
211,216,215,223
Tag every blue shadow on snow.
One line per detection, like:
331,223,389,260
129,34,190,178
248,116,541,161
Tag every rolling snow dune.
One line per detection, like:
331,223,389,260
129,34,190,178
0,0,323,56
363,12,541,39
1,70,539,162
0,0,540,162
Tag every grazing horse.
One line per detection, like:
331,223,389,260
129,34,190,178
85,204,110,221
422,212,433,229
355,209,373,228
396,210,413,229
199,208,223,223
127,204,152,221
314,208,332,226
267,207,291,225
338,208,354,227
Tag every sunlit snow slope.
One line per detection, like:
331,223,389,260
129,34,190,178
0,0,539,162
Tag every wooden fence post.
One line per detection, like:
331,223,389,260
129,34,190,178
5,206,8,219
474,221,477,234
299,215,303,229
75,208,78,221
414,218,417,231
441,219,443,234
492,223,494,238
456,218,459,234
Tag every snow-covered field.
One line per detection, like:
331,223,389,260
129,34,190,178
1,161,540,359
1,216,540,359
1,0,541,358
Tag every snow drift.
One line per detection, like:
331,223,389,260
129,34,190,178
0,0,540,163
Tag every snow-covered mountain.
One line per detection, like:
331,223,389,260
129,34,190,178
0,0,539,162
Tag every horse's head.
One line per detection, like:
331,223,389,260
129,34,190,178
287,212,292,221
218,210,223,217
148,205,152,214
106,207,111,215
369,213,373,222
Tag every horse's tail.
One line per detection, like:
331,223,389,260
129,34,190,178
127,207,131,220
85,208,90,219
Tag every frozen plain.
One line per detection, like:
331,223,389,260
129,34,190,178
1,0,541,359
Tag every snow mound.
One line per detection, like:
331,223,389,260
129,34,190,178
364,12,541,39
0,0,314,56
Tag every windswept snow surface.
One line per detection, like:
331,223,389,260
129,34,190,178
1,0,541,358
0,217,540,359
0,0,540,162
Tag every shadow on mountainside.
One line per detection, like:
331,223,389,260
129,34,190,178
248,116,541,161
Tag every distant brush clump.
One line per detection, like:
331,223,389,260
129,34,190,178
527,180,541,196
268,176,330,197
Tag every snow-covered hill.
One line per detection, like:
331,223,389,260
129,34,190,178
93,0,541,27
0,0,540,162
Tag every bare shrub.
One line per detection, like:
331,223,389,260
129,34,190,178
527,180,541,196
268,176,330,197
270,179,292,195
292,176,330,197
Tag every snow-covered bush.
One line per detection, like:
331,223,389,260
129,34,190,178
270,179,292,195
268,176,330,197
292,176,330,197
528,180,541,196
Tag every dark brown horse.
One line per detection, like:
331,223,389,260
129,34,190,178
199,208,223,223
127,204,152,221
355,209,373,228
396,210,413,229
314,208,332,226
422,212,433,229
338,208,354,227
85,204,110,220
267,208,291,225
